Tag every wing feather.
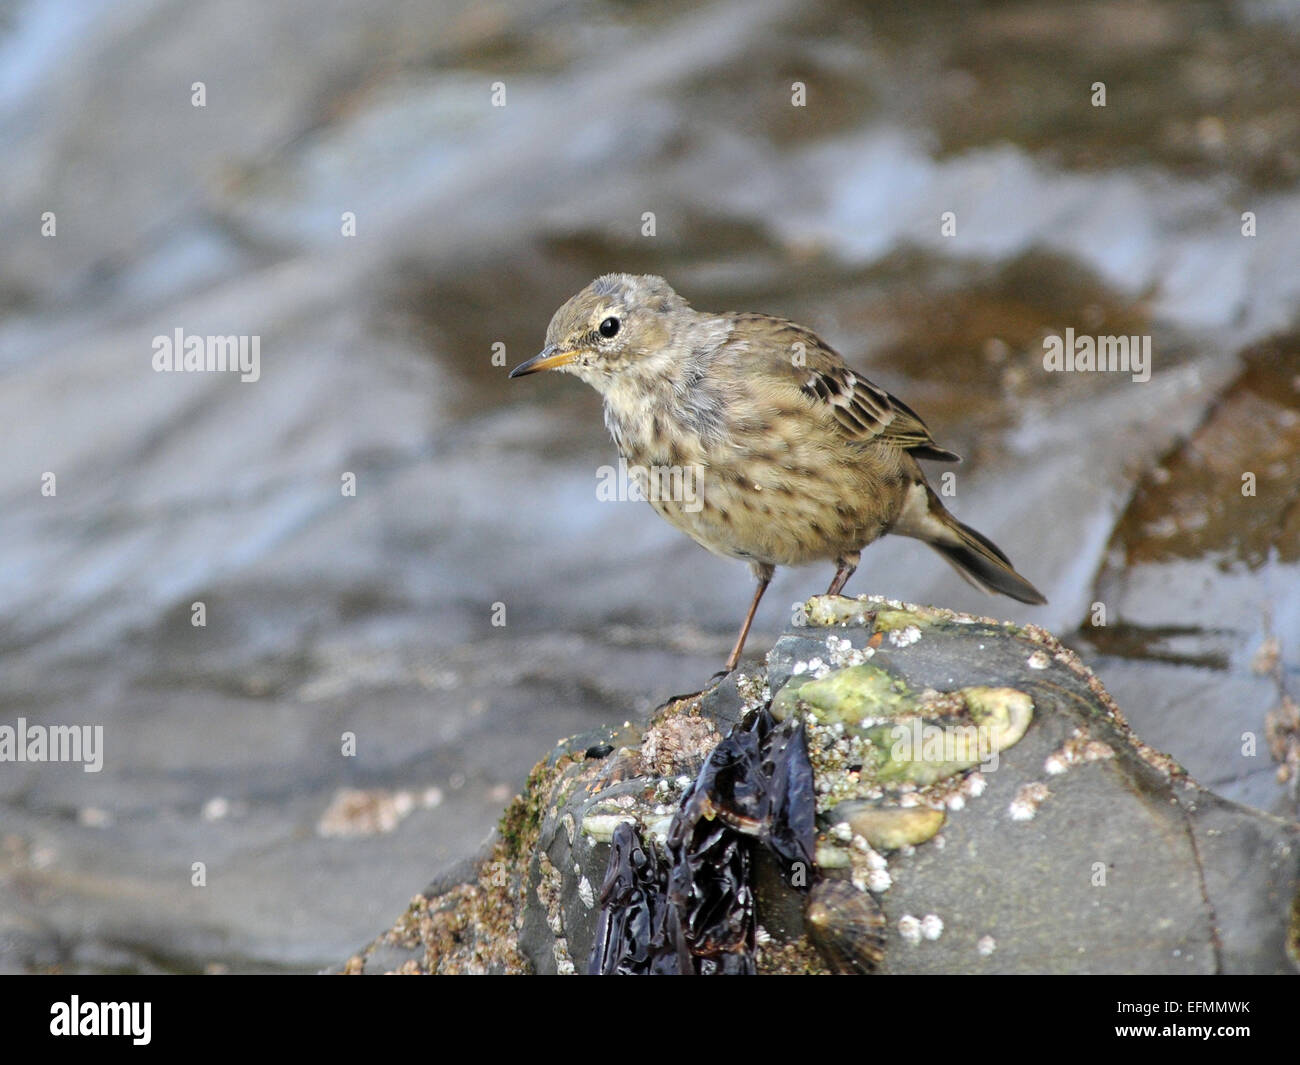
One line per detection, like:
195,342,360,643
728,313,961,462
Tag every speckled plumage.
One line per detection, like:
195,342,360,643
512,274,1045,670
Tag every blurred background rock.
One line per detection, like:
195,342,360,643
1,0,1297,972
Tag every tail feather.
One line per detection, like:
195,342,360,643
894,483,1047,606
928,528,1047,604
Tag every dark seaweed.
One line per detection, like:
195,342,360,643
589,707,818,975
589,820,669,975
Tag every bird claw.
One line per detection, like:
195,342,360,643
659,668,734,709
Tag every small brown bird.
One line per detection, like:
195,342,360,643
511,274,1045,672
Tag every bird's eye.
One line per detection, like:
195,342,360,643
599,317,620,338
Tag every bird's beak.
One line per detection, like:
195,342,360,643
509,346,579,378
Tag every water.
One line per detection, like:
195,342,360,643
1,0,1297,972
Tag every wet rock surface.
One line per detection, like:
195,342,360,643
345,597,1300,974
3,0,1300,971
1080,332,1300,818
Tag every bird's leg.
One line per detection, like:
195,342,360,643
826,552,860,597
724,564,774,673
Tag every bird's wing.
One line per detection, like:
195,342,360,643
729,313,961,462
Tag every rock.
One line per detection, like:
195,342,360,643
9,0,1300,974
345,596,1300,974
1083,331,1300,818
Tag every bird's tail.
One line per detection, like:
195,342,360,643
893,483,1047,605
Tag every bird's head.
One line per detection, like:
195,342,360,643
509,274,690,393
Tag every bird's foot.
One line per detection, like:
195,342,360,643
659,668,734,709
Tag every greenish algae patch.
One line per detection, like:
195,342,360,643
865,723,985,786
796,593,1023,639
831,802,947,849
871,608,935,634
774,661,1035,803
799,595,949,630
866,686,1034,786
773,664,914,724
965,686,1034,742
498,755,573,863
